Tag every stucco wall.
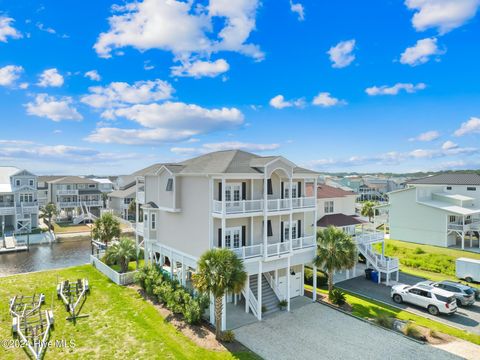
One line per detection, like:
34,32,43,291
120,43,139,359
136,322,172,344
389,188,448,246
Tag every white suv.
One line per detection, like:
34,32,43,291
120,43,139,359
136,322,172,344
391,283,457,315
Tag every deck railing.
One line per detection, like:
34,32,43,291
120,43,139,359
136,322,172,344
212,196,315,215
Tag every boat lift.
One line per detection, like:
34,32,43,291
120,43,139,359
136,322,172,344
9,293,45,318
57,278,90,322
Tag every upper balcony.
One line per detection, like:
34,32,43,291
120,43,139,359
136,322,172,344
212,197,316,217
56,189,79,196
448,218,480,231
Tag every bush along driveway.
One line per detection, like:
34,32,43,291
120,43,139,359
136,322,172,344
337,272,480,336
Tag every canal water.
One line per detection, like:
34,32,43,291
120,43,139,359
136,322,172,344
0,239,91,277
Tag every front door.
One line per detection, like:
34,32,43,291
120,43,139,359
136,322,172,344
283,221,297,241
290,270,302,298
225,183,242,210
224,227,242,249
283,183,298,199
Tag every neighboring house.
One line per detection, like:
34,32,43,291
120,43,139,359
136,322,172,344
0,167,39,234
136,150,319,329
337,175,403,202
37,176,63,207
108,163,162,221
315,184,398,284
43,176,103,223
93,178,114,193
382,174,480,249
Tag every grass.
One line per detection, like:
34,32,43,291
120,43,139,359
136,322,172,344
305,284,480,345
374,239,480,289
110,259,145,273
0,265,257,360
53,222,92,234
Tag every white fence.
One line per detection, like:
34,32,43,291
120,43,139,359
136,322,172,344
90,255,138,286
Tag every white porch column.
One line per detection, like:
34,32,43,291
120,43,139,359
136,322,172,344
287,257,291,311
209,293,215,326
221,295,227,331
263,176,268,259
386,272,390,286
462,216,465,250
181,258,186,287
257,261,262,320
396,271,399,282
312,264,317,301
250,216,253,247
245,276,250,313
222,178,226,248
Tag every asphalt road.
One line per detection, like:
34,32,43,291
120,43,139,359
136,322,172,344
338,272,480,335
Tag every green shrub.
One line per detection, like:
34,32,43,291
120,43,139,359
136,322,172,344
413,247,425,255
278,299,288,310
304,267,328,287
135,264,163,296
375,313,394,329
155,281,174,305
329,288,346,306
183,298,202,324
222,330,235,343
404,323,425,341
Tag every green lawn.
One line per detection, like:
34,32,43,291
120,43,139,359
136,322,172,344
375,239,480,288
53,222,92,234
0,265,257,360
110,259,145,272
305,285,480,345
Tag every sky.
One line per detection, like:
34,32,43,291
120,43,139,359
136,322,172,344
0,0,479,175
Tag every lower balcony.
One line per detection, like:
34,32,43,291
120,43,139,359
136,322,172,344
212,196,316,216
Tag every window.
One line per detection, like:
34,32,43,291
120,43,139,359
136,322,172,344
166,178,173,191
88,184,96,188
29,179,34,186
15,179,20,186
324,201,334,214
449,215,456,223
151,213,156,230
267,178,273,195
144,214,148,222
467,187,476,191
446,186,452,190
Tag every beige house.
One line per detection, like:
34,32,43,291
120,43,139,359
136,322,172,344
0,167,39,234
382,174,480,250
136,150,319,330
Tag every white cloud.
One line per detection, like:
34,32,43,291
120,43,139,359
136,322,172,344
290,1,305,21
171,141,280,155
37,68,64,87
405,0,480,34
0,65,24,86
441,140,458,150
269,94,304,109
36,22,56,34
86,101,245,145
84,70,101,81
400,37,444,66
112,101,244,130
25,94,83,122
366,82,426,96
94,0,263,62
85,127,196,145
81,79,174,108
171,58,229,78
312,92,345,107
454,117,480,136
327,39,356,68
0,16,22,42
409,130,440,142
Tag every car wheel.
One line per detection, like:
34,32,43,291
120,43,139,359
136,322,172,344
456,299,462,307
427,305,439,316
465,277,473,283
393,294,403,304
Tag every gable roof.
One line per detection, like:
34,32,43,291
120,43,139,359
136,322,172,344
408,174,480,186
317,214,365,227
317,184,357,199
49,176,98,185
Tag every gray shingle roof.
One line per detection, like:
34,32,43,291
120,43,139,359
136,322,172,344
408,174,480,186
48,176,98,185
108,186,136,199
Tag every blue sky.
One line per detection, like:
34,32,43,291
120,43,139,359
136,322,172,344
0,0,479,175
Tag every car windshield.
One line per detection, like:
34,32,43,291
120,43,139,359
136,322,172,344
464,289,474,295
435,294,450,303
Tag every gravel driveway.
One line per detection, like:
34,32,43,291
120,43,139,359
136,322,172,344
338,272,480,335
234,301,459,360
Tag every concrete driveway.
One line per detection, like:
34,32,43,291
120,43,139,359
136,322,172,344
338,272,480,335
234,298,459,360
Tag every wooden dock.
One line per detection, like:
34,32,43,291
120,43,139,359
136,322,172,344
0,235,28,253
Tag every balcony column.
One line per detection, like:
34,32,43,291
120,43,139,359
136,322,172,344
245,276,250,313
263,176,268,259
222,178,226,248
135,178,140,269
287,256,291,311
257,261,262,320
221,295,226,331
462,215,465,250
312,264,317,301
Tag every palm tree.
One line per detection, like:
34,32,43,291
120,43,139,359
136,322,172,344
105,237,136,273
128,199,136,220
192,248,247,340
101,192,108,208
361,201,376,222
39,203,58,235
314,226,357,295
91,212,121,248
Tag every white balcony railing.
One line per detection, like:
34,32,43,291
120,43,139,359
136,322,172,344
230,244,263,259
213,196,315,215
354,231,385,244
137,191,145,204
57,200,102,208
0,202,14,208
291,235,316,250
57,189,78,196
266,241,291,257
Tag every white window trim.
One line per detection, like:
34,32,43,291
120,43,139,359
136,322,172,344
225,183,242,202
224,226,242,249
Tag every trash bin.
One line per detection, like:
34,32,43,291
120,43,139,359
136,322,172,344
371,271,379,283
365,268,374,280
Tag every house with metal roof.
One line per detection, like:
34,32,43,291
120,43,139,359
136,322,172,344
0,166,39,236
134,150,319,330
379,174,480,249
